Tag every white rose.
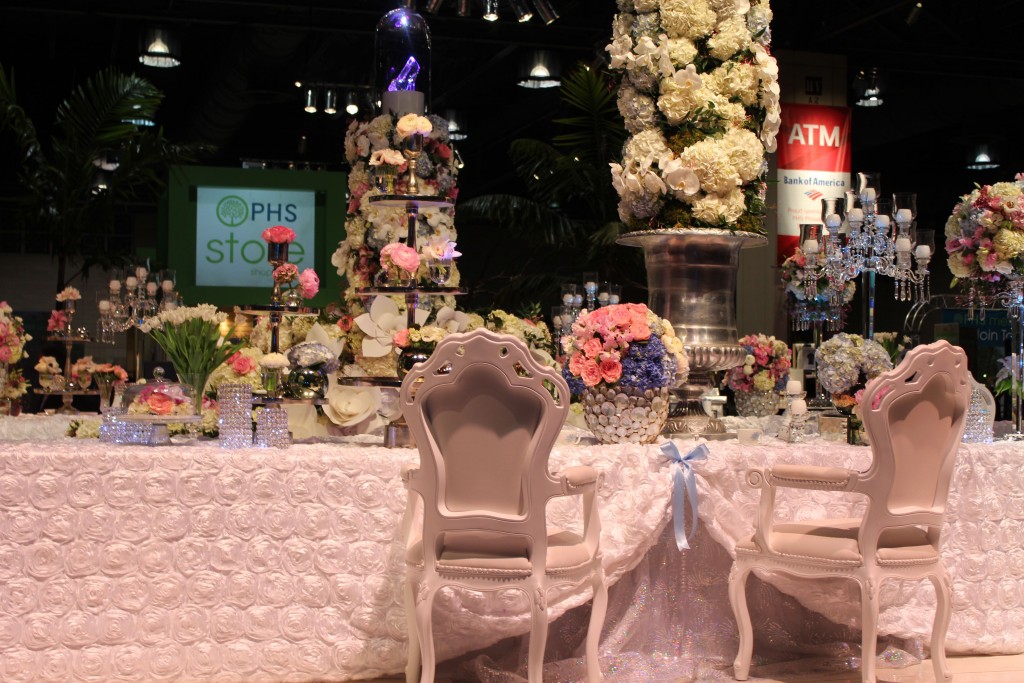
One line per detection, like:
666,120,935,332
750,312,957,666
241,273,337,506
323,386,381,428
395,114,432,139
369,149,405,166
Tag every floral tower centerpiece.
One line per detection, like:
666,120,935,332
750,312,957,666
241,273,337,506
607,0,780,432
723,334,790,417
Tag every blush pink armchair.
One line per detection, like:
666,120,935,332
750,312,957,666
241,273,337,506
729,340,970,683
399,329,607,683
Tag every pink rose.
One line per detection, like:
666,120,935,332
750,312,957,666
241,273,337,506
582,338,603,359
599,358,622,384
146,393,175,415
871,385,893,410
393,329,410,348
298,269,320,298
229,353,257,375
580,360,603,387
434,143,452,160
608,306,631,327
629,322,651,341
337,316,353,332
0,345,10,363
568,352,586,376
262,225,297,244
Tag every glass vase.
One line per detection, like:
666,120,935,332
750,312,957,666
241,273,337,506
398,347,432,380
176,370,211,416
734,390,779,417
582,384,670,444
262,366,286,399
95,376,114,413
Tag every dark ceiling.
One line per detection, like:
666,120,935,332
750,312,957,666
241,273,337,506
3,1,1024,202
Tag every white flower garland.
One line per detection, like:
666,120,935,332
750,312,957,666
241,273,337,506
608,0,780,233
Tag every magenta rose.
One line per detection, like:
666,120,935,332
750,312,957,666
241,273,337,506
262,225,297,244
298,269,320,298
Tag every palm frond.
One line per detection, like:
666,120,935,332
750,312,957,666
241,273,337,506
459,193,579,246
55,68,162,150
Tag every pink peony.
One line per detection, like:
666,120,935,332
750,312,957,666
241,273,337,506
580,359,603,387
262,225,297,244
298,269,320,298
393,329,410,348
380,243,421,275
599,358,622,384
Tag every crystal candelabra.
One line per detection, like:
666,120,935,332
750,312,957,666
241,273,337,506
551,276,623,340
815,178,933,338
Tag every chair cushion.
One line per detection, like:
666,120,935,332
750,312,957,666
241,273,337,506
735,518,939,565
407,528,592,576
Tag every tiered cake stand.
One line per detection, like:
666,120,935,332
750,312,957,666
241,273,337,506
34,332,99,414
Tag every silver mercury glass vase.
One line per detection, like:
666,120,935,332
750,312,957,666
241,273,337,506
617,227,767,435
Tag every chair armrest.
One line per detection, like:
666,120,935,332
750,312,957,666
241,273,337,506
767,464,858,491
557,465,600,494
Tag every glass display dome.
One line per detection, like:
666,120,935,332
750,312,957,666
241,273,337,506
374,6,432,115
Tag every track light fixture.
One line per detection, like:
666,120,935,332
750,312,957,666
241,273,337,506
304,87,318,114
323,89,338,115
424,0,559,24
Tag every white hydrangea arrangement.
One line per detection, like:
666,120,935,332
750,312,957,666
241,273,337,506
607,0,780,233
816,332,893,409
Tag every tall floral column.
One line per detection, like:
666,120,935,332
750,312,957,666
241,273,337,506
607,1,780,431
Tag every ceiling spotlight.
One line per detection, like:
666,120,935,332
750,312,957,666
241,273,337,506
510,0,534,22
446,109,468,141
483,0,499,21
294,80,303,88
906,2,923,25
139,27,181,68
532,0,559,25
967,144,1000,170
304,87,318,114
518,51,561,88
323,89,338,115
345,92,360,116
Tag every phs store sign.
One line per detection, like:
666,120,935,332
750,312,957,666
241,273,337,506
195,187,316,287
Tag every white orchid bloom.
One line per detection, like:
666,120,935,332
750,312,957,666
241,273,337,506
435,306,470,333
673,64,702,89
354,296,429,357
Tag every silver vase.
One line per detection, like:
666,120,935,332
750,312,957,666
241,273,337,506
617,228,767,434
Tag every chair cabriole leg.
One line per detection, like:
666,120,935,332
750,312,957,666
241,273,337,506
729,563,753,680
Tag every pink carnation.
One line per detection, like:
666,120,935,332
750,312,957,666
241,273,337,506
262,225,297,244
298,269,320,298
272,263,299,284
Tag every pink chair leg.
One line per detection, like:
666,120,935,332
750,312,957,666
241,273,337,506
859,578,880,683
528,583,549,683
929,572,953,681
586,568,607,683
728,563,753,680
415,585,437,683
405,579,421,683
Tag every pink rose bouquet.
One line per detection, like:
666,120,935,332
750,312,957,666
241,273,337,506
262,225,297,244
94,363,129,383
561,303,687,393
380,242,421,276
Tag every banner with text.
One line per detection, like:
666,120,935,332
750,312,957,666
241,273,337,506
195,187,316,287
776,103,851,263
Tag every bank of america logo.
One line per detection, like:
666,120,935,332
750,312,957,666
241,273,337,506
804,190,823,201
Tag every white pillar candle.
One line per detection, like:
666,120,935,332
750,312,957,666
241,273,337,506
826,214,842,229
895,236,912,253
802,239,819,254
875,215,890,229
847,208,864,223
862,188,876,202
562,294,574,305
608,294,620,304
125,276,138,288
598,292,610,304
914,244,932,259
146,282,158,296
98,300,110,313
135,266,148,280
787,379,803,395
161,279,174,292
895,208,913,224
791,398,808,415
109,280,121,292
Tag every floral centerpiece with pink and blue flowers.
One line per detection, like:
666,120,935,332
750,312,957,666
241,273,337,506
723,333,791,416
945,176,1024,290
561,303,688,443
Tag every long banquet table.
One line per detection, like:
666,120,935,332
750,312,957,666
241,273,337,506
0,426,1021,682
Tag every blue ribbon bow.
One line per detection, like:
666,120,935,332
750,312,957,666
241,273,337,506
661,441,708,551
